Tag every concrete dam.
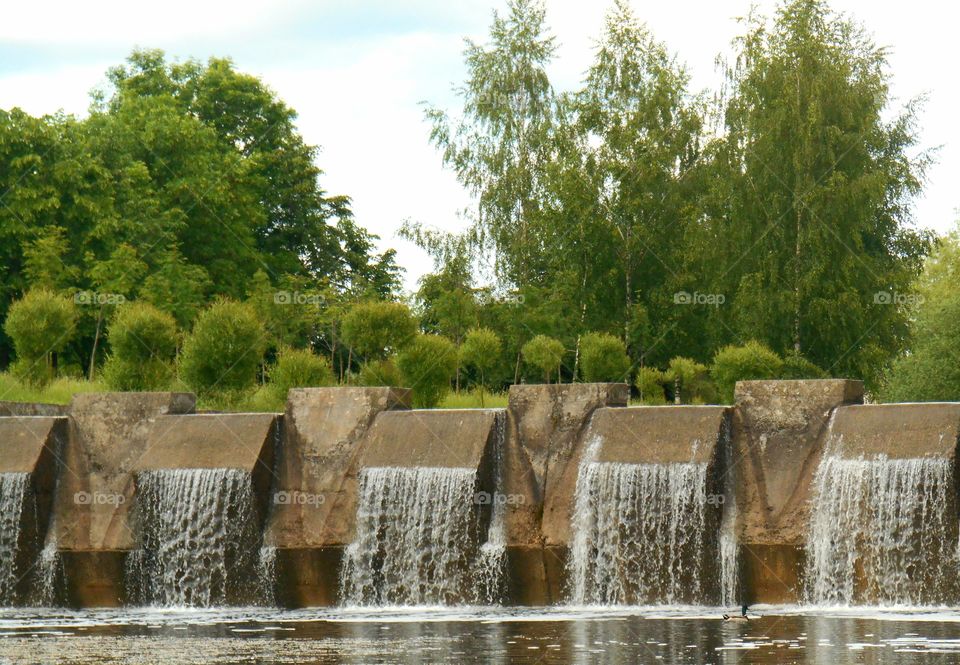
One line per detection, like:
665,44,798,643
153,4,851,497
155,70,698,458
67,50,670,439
1,379,958,609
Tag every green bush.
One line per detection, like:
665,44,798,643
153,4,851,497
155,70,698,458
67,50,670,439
180,299,266,394
635,367,668,404
711,341,784,403
268,347,334,398
102,302,178,390
397,334,457,408
666,357,717,404
580,332,630,382
4,289,78,386
357,358,404,387
341,301,416,360
522,335,565,383
780,351,827,380
460,327,502,405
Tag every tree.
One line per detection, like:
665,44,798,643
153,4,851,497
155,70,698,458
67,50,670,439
268,347,334,399
666,357,716,404
711,341,784,403
3,289,77,385
882,226,960,401
396,334,458,408
340,301,416,361
522,335,565,383
461,327,502,405
579,332,631,383
636,366,668,405
101,301,178,390
704,0,933,388
179,299,266,394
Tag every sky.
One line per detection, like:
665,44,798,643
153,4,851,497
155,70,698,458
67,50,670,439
1,0,957,292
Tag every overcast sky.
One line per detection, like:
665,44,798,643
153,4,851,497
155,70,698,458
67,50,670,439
1,0,956,291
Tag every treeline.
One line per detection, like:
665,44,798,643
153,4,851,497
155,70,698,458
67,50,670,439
0,50,400,377
408,0,934,394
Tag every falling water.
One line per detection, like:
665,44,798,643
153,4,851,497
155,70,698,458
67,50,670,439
474,413,507,604
805,453,959,605
0,473,29,605
341,466,496,606
718,423,739,607
127,468,264,607
568,432,718,605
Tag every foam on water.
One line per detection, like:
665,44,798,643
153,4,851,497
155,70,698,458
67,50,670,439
126,468,266,607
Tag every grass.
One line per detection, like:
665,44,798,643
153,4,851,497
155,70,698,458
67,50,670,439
0,372,108,405
0,372,510,412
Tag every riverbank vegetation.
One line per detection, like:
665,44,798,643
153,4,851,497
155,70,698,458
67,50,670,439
0,0,952,408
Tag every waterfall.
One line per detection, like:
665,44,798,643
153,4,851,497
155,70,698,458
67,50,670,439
0,473,29,605
474,413,507,604
127,468,264,607
805,453,958,605
340,466,495,606
568,432,718,605
718,422,739,607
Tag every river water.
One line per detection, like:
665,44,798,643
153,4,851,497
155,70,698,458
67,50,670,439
1,606,959,664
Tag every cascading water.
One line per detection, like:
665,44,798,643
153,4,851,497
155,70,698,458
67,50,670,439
0,473,29,605
804,451,959,605
474,413,507,604
718,423,739,608
126,468,266,607
567,435,720,605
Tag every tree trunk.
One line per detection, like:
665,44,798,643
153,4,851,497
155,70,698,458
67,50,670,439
88,306,104,381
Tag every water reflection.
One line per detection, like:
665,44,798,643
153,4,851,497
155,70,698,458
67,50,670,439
1,608,960,664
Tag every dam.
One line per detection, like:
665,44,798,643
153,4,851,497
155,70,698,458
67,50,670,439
0,380,958,609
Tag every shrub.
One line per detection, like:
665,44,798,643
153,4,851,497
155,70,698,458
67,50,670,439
580,332,630,383
522,335,565,383
341,301,416,360
460,327,502,405
635,367,668,404
666,357,717,404
4,289,77,386
357,358,403,387
102,302,178,390
180,299,266,394
397,334,457,408
779,351,828,380
268,347,334,398
711,340,784,403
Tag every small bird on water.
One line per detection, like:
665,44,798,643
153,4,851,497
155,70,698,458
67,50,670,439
722,605,750,622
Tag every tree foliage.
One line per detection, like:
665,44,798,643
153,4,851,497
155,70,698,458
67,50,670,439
397,334,458,408
179,299,266,394
3,289,77,385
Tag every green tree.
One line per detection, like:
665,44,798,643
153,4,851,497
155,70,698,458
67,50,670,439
666,357,717,404
522,335,565,383
711,341,784,403
340,301,416,362
268,347,334,399
179,299,266,394
579,332,630,383
396,334,458,408
636,366,668,404
882,226,960,401
461,327,502,405
703,0,933,388
3,289,78,385
101,301,178,390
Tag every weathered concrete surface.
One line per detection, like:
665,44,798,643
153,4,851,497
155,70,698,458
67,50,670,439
0,401,68,417
733,379,863,604
54,392,196,551
265,387,409,551
828,403,960,458
273,547,344,608
504,383,629,548
590,405,730,465
0,416,67,602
